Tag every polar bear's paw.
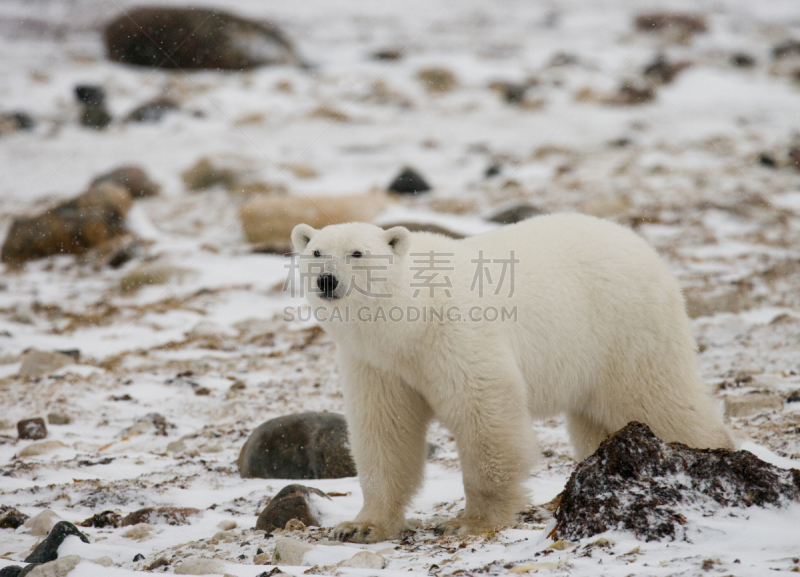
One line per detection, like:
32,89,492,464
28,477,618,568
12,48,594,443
332,521,391,543
433,517,498,537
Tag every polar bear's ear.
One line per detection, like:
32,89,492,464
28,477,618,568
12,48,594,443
291,224,317,251
384,226,411,258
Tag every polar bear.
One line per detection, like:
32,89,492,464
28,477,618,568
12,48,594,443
290,214,733,543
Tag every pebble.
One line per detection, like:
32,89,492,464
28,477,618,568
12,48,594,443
46,413,71,425
387,167,431,194
270,537,313,566
217,520,237,531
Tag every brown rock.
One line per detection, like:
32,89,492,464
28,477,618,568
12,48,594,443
634,12,708,41
104,7,298,70
417,68,458,93
554,422,800,541
79,510,121,528
240,194,389,248
0,506,29,529
1,183,132,264
256,484,329,532
17,418,47,440
120,507,200,527
91,166,160,198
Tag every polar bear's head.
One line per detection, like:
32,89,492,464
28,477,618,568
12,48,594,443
291,222,411,302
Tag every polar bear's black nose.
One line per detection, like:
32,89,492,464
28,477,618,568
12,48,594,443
317,273,339,298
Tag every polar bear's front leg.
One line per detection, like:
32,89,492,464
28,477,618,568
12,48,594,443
434,367,536,536
334,357,433,543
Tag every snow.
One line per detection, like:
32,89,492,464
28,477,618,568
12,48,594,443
1,0,800,575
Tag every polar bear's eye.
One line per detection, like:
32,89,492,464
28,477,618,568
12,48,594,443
313,250,321,257
351,251,363,258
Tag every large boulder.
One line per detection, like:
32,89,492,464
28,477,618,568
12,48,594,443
2,184,132,264
256,484,329,532
553,422,800,541
238,412,356,479
24,522,89,564
104,7,299,70
240,194,389,251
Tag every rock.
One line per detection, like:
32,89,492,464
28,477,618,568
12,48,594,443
0,566,23,577
18,441,67,458
238,412,357,479
24,522,89,563
181,156,281,195
17,418,47,440
217,520,237,531
146,557,169,570
387,167,431,194
132,553,145,562
487,204,543,225
123,523,154,540
759,153,777,168
19,351,74,377
24,556,81,577
256,484,329,532
773,40,800,60
485,163,502,178
174,558,225,575
0,506,29,529
605,80,656,106
79,510,121,529
240,194,389,248
417,67,458,93
91,165,160,198
104,7,299,70
23,511,61,536
119,264,190,293
634,12,708,42
372,48,402,61
379,221,464,239
270,537,313,566
1,183,132,264
724,394,784,418
643,54,691,85
731,52,755,68
75,85,112,129
0,111,35,136
120,507,200,526
46,413,71,425
790,147,800,170
553,422,800,542
126,98,179,123
338,551,387,569
166,440,186,453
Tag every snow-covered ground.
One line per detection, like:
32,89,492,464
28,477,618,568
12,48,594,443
1,0,800,575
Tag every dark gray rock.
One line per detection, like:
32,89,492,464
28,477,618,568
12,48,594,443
24,521,89,563
17,418,47,440
487,204,543,225
104,7,299,70
554,422,800,542
387,167,431,194
126,98,179,123
0,506,29,529
0,112,35,136
91,165,160,198
0,566,23,577
79,510,121,528
238,412,356,479
256,484,330,532
75,85,111,129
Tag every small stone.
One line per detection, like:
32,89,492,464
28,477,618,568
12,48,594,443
75,85,111,129
789,147,800,169
253,552,270,564
417,67,458,93
20,351,74,377
606,80,655,105
24,522,89,563
643,54,691,85
487,204,543,225
759,154,777,168
17,418,47,440
80,510,121,529
372,48,402,61
217,520,237,531
724,394,784,418
548,539,577,551
634,12,707,40
174,558,225,575
270,537,313,566
23,510,61,536
0,419,12,430
0,506,29,529
123,522,154,540
773,40,800,60
166,440,186,453
25,555,82,577
0,111,35,136
238,412,356,479
338,551,387,569
731,53,755,67
133,553,145,562
485,163,502,178
256,485,329,532
146,557,169,570
121,507,200,526
46,413,71,425
387,167,431,194
127,97,179,123
18,441,67,458
91,165,160,198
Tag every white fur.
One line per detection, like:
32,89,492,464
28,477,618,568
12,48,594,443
291,214,733,543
